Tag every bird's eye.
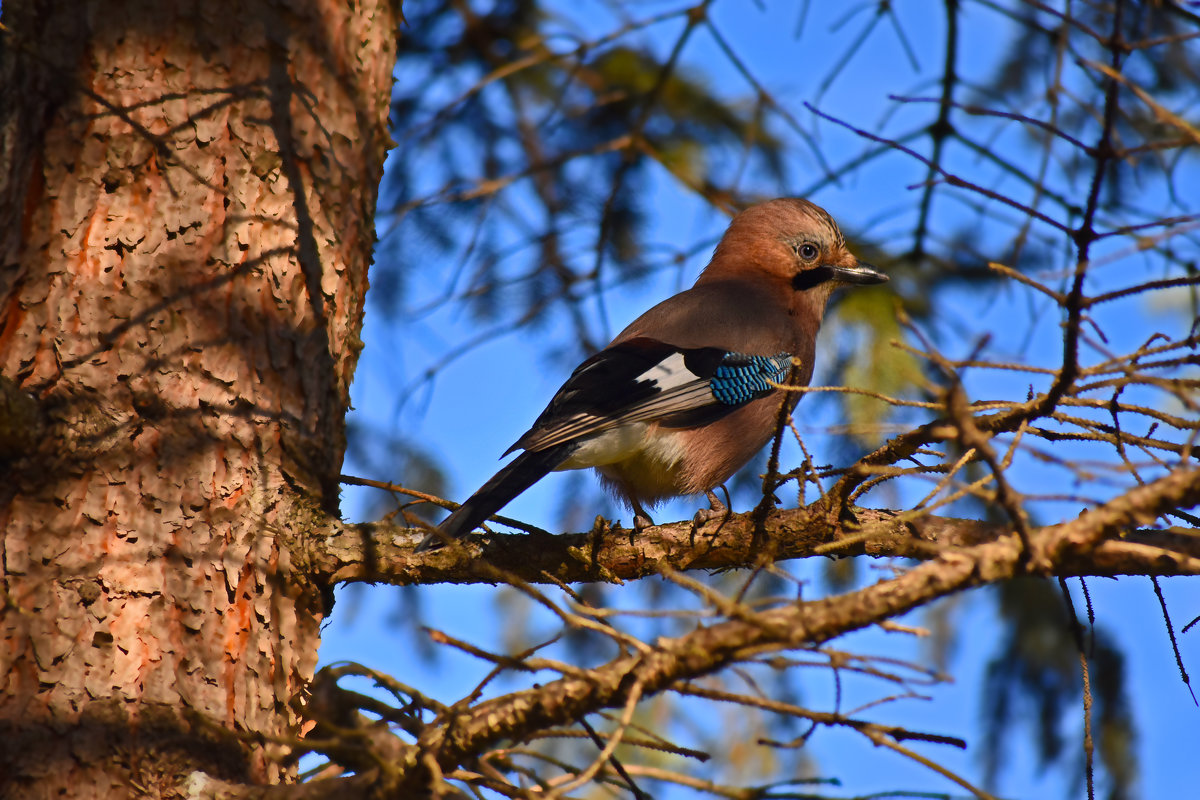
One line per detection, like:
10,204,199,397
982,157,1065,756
798,243,820,261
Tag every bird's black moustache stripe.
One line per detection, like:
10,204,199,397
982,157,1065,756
791,265,835,291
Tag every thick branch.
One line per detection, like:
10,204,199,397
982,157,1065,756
398,465,1200,786
309,470,1200,586
380,463,1200,790
181,771,378,800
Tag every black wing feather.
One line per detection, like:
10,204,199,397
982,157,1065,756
508,338,788,453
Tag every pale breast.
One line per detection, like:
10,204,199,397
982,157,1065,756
555,422,658,470
595,391,791,506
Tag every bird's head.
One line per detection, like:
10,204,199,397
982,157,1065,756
702,198,887,298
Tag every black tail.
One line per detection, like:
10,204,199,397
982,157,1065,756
415,445,575,552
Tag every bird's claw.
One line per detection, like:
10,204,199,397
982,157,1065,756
692,488,733,526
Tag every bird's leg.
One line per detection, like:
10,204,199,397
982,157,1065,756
693,486,733,526
631,498,655,530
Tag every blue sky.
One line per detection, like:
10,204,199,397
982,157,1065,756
321,2,1199,797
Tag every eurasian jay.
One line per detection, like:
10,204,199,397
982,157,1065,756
416,198,887,551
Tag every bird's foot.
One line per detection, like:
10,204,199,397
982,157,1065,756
693,488,733,526
615,501,653,546
632,512,655,530
631,500,655,531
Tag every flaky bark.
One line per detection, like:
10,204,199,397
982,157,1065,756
0,1,396,795
2,0,1195,797
216,463,1200,796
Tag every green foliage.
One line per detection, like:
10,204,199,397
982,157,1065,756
835,287,925,448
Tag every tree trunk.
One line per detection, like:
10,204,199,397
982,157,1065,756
0,1,396,795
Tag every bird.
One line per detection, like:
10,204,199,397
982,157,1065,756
416,198,887,552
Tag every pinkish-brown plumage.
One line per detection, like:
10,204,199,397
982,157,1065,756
417,198,886,551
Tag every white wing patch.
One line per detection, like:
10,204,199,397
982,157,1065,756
520,381,713,451
636,352,692,392
516,347,786,454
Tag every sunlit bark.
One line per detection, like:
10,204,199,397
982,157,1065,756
0,1,396,795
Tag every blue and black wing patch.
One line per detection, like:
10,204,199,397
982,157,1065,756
509,337,794,452
657,350,793,429
710,352,793,404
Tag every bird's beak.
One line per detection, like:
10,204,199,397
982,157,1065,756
827,261,888,285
